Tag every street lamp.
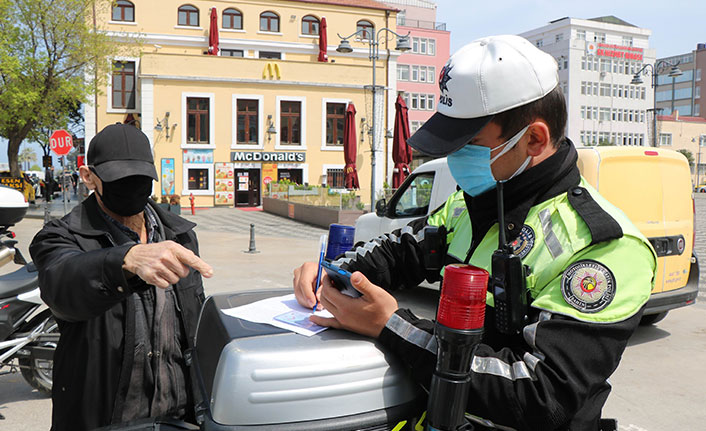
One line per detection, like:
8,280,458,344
337,27,411,208
631,60,683,147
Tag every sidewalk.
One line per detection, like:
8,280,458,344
26,192,80,220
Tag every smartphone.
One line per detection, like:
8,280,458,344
320,260,362,298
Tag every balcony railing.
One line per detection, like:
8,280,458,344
397,17,447,31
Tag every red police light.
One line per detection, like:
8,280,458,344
437,264,488,330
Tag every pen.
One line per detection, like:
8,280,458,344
313,234,328,313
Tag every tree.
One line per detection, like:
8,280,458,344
18,145,36,170
597,138,615,146
677,149,694,166
0,0,115,177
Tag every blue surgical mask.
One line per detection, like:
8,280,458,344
448,125,531,197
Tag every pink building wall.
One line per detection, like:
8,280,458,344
396,26,450,128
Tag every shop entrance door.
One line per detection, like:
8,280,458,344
235,169,261,206
277,169,303,185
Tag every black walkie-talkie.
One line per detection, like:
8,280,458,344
490,181,529,335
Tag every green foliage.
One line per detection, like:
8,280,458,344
0,0,118,176
356,201,365,210
597,138,614,146
29,164,41,171
677,149,694,165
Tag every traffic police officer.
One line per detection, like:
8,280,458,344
293,35,656,430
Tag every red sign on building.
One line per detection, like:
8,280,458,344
595,43,644,61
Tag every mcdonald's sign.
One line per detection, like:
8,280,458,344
262,62,281,79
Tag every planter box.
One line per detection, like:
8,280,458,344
263,197,364,229
157,203,182,215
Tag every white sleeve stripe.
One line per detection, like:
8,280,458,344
333,226,427,266
471,356,535,381
384,313,437,354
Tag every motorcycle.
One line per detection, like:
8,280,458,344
0,187,57,400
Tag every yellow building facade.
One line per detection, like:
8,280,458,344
87,0,402,207
657,112,706,186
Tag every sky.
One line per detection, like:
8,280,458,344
3,0,704,168
436,0,704,58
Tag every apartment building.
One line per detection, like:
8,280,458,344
521,16,656,146
655,43,706,118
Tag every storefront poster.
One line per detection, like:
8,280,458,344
183,149,214,164
214,163,234,205
262,163,277,189
160,158,175,196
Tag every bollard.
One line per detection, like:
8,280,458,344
243,223,260,254
189,193,195,215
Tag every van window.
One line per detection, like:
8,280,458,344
394,173,434,217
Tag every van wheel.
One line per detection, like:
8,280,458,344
639,311,668,326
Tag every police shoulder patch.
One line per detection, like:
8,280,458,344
561,260,616,313
510,225,535,259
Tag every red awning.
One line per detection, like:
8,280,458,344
208,7,219,55
392,94,412,188
318,17,328,62
343,103,360,189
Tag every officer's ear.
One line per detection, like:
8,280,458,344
525,120,552,158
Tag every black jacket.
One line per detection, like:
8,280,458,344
29,196,205,431
337,142,647,430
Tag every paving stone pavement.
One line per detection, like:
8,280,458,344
182,207,328,239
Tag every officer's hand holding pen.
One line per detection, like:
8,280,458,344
293,261,322,309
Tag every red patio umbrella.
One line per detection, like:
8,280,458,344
343,103,360,189
318,17,328,62
208,7,219,55
392,94,412,188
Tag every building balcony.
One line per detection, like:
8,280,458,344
397,17,446,31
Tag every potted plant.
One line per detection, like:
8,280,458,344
169,194,181,214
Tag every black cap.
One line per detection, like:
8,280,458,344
87,123,158,182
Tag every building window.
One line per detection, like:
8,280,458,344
112,0,134,22
696,104,701,116
259,51,281,59
419,65,427,82
221,49,244,57
412,37,419,53
112,61,135,109
356,20,374,40
280,101,301,145
187,97,209,144
429,39,436,55
576,29,586,40
600,83,610,96
536,39,543,47
301,15,319,35
555,33,563,43
410,93,419,110
427,94,435,110
420,38,427,54
178,4,199,27
188,167,209,190
659,133,672,146
326,103,346,146
184,163,214,195
222,8,242,30
411,65,419,81
236,99,259,145
397,64,410,81
697,69,702,81
594,32,606,43
260,11,279,32
326,168,344,188
622,36,633,46
428,66,435,83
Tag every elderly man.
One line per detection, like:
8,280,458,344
30,123,213,431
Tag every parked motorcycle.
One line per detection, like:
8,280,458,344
0,186,57,398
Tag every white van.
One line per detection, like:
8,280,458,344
354,146,699,324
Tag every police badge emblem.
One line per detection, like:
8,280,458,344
510,225,535,259
561,260,616,313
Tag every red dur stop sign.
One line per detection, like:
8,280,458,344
49,130,73,156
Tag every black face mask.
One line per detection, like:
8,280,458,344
97,175,153,217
